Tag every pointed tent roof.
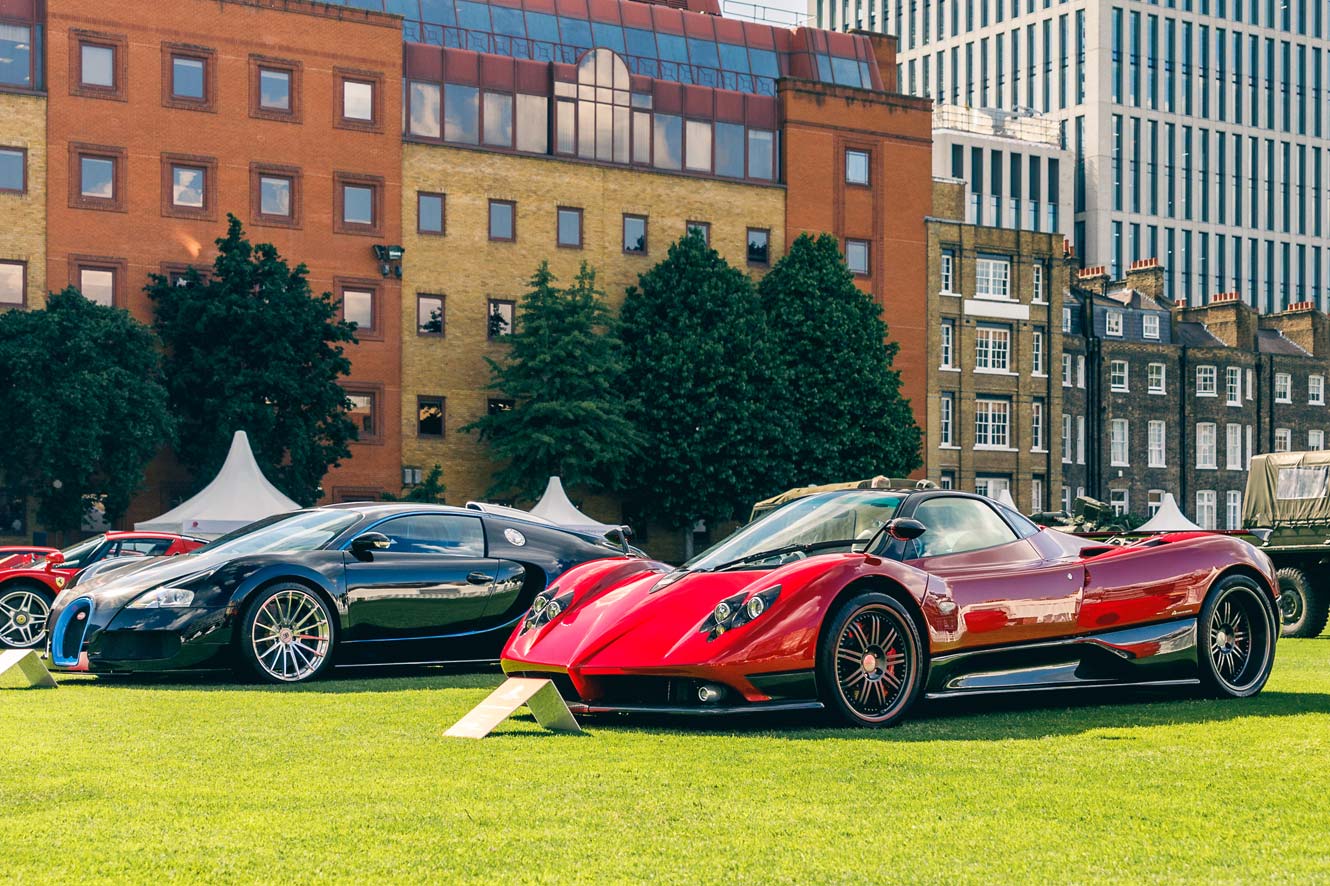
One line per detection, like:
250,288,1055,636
528,477,617,536
1135,493,1203,533
135,431,301,538
993,488,1019,511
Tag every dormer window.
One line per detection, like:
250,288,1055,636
1143,313,1160,339
1106,310,1124,336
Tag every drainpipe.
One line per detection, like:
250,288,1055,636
1178,346,1190,509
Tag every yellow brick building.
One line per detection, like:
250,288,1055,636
399,142,786,520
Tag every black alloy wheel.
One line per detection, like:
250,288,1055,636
1275,568,1329,638
818,591,924,727
1198,575,1277,698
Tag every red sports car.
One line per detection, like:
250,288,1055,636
0,531,204,650
0,546,59,570
501,488,1280,727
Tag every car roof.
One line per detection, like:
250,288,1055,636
316,502,594,536
103,530,205,542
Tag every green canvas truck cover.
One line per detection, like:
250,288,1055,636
1243,451,1330,526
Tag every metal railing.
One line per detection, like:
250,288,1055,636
721,0,809,28
933,104,1061,145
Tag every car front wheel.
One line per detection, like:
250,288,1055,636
239,584,335,684
0,584,54,650
818,591,925,728
1198,575,1277,699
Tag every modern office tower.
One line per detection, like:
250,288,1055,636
814,0,1330,314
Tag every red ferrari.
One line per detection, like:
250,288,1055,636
501,488,1280,727
0,531,204,650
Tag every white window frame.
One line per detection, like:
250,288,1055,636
1032,263,1045,303
1311,429,1326,451
1106,310,1124,336
1076,415,1086,464
1196,490,1217,530
940,250,956,294
1275,427,1292,452
1226,366,1242,405
1196,422,1217,469
1031,399,1045,451
1226,490,1242,530
975,257,1012,300
1032,329,1045,375
975,325,1011,373
940,321,955,369
1142,313,1160,339
1062,353,1072,387
1110,360,1129,392
1226,423,1243,470
1031,477,1044,512
1148,420,1166,467
974,398,1011,449
1196,365,1217,397
1275,372,1292,404
1076,355,1086,389
1311,375,1325,406
939,393,955,447
1147,362,1166,394
1110,488,1129,516
1110,418,1130,466
1147,489,1165,516
1061,305,1072,332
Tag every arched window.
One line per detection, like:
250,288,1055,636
577,49,631,164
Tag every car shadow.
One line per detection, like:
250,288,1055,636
53,663,507,694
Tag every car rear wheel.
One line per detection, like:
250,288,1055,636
1275,568,1328,638
818,592,924,728
1198,575,1276,699
238,584,335,684
0,584,54,650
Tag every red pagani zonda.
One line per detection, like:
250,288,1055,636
501,488,1280,727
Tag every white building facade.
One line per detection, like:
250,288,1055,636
813,0,1330,314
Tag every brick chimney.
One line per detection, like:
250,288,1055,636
1076,264,1110,298
1177,295,1257,349
1264,302,1330,357
1124,257,1165,306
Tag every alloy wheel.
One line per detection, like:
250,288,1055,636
249,589,332,683
1207,588,1269,693
833,605,912,723
0,589,50,649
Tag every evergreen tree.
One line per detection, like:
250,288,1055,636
464,261,642,502
758,233,921,487
0,289,173,531
148,215,358,506
620,232,778,532
382,464,447,503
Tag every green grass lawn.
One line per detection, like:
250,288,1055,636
3,640,1330,884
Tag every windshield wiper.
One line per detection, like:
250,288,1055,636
700,539,857,572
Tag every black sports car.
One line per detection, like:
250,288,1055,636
47,503,634,683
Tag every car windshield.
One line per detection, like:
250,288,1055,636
686,491,906,571
36,534,106,569
191,510,363,557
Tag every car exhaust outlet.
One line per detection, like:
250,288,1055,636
697,684,726,703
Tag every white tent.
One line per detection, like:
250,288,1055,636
529,476,619,536
1134,493,1204,533
993,488,1019,511
135,431,300,538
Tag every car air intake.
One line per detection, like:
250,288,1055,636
51,597,94,667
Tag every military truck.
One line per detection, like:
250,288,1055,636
1244,452,1330,637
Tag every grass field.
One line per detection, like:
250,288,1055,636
3,640,1330,884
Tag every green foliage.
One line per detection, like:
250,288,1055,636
0,289,173,531
621,232,779,530
382,464,447,504
148,215,358,506
464,261,643,503
758,233,922,487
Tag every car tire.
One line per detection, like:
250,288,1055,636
0,583,55,650
1198,574,1277,699
1275,568,1328,638
237,583,336,685
818,591,925,728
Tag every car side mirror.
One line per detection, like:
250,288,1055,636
887,518,927,541
350,532,392,560
45,551,65,570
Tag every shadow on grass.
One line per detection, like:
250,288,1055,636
50,663,506,694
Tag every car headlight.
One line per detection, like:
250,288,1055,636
127,586,196,608
523,586,574,632
700,584,781,640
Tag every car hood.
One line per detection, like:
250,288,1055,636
63,549,250,608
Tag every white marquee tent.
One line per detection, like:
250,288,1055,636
135,431,300,538
529,476,620,536
1134,493,1203,533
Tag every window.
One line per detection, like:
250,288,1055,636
165,46,213,110
1275,372,1292,403
845,239,870,275
338,70,380,128
910,497,1018,558
75,260,122,307
418,193,445,235
845,149,870,185
557,207,583,248
1032,399,1045,450
0,147,25,193
939,393,954,446
1111,419,1130,465
1148,420,1166,467
747,229,770,265
1196,490,1217,530
1311,376,1326,405
975,398,1011,449
340,284,377,336
623,214,647,254
0,260,25,306
940,250,956,293
1032,263,1045,302
1106,310,1124,336
1148,362,1166,394
71,145,124,211
1275,427,1293,451
1032,330,1045,375
1062,354,1072,387
0,22,36,90
487,299,515,339
345,389,379,440
1031,478,1044,513
1111,360,1129,392
1077,356,1086,388
975,326,1011,372
975,257,1011,299
1143,313,1160,339
255,63,296,117
373,513,486,557
444,83,478,143
1226,367,1242,405
488,398,515,416
483,92,514,148
253,166,299,226
1226,423,1243,469
161,154,215,220
335,174,382,235
417,294,444,336
1246,368,1254,400
1226,490,1243,530
1062,305,1073,332
1310,429,1326,451
77,38,120,94
1196,365,1217,396
170,163,205,209
940,473,955,490
1110,488,1129,516
1062,414,1073,462
1196,422,1218,468
940,321,955,369
1147,489,1165,517
686,220,711,246
417,396,444,437
81,156,113,200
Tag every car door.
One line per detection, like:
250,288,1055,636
341,513,505,644
905,495,1084,650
